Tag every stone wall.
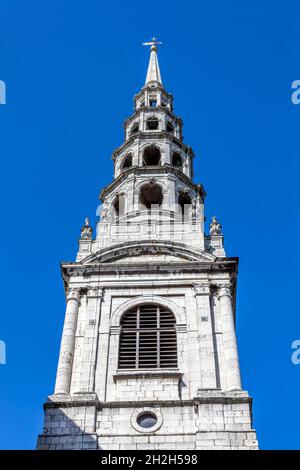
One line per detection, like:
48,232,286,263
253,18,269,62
37,250,258,450
37,392,258,450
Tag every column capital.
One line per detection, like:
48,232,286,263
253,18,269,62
216,283,232,300
87,286,104,299
67,288,81,302
193,282,211,296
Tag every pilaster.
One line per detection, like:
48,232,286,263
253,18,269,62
78,287,104,394
193,283,218,390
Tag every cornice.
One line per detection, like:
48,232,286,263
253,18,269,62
123,105,176,128
61,258,238,278
99,164,203,201
112,131,192,160
44,393,252,410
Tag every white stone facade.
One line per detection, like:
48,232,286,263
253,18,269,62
37,44,258,450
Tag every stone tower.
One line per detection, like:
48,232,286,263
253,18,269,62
37,41,258,450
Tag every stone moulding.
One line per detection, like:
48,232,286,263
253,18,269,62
60,259,238,294
45,389,253,410
45,392,99,408
113,370,183,382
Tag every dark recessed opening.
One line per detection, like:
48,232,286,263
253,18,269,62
167,122,174,134
137,413,157,429
146,117,159,130
130,123,139,134
178,191,192,220
139,183,163,210
112,194,125,222
172,152,182,168
122,154,132,170
143,146,161,166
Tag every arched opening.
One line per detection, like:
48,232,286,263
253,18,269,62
130,122,139,135
172,152,183,169
167,122,174,134
146,117,159,130
143,145,161,166
178,191,192,221
149,97,157,107
122,154,132,170
139,182,163,210
118,304,177,369
112,196,120,222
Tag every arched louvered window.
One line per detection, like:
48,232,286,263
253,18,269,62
118,304,177,369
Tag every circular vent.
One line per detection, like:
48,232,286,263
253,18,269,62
137,412,157,429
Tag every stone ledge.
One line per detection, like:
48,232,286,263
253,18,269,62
43,397,194,410
43,393,253,410
195,389,252,404
113,370,182,381
101,400,195,409
45,392,99,409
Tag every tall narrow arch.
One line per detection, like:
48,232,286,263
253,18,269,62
167,122,175,134
178,191,192,221
130,122,139,135
122,154,133,170
118,304,177,369
172,152,183,169
112,194,125,222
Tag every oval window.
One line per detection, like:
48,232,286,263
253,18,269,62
137,413,157,429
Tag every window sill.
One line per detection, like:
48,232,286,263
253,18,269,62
113,369,182,382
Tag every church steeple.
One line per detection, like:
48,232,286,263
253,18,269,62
144,38,162,85
94,40,211,254
37,41,259,451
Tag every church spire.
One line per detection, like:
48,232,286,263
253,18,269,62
143,37,162,85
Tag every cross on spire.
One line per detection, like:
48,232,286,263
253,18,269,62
142,37,163,51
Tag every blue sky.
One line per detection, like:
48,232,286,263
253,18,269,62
0,0,299,449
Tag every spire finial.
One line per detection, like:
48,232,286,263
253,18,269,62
142,37,162,51
143,37,162,85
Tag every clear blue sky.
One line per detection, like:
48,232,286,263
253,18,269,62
0,0,299,450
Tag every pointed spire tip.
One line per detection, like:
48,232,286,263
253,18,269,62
143,37,162,85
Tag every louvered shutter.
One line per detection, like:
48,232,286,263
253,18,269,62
118,304,177,369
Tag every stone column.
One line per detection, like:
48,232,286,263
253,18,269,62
54,288,80,395
218,284,242,391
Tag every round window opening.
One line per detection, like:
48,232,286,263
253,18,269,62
137,412,157,429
